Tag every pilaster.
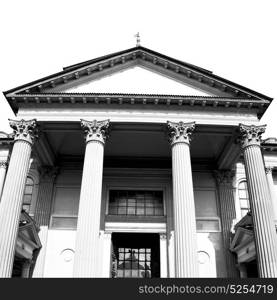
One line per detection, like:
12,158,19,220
32,166,59,277
159,233,168,278
214,170,239,278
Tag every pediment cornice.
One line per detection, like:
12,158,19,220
7,93,270,117
3,46,272,117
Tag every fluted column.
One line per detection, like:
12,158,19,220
167,121,198,277
214,170,239,278
32,166,58,277
0,160,8,199
265,167,277,222
239,124,277,277
0,119,37,277
73,119,109,277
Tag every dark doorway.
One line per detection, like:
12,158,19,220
111,233,160,278
245,260,258,278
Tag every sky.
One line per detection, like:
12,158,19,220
0,0,276,137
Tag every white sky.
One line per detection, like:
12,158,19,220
0,0,276,137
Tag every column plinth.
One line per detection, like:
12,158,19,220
73,119,109,277
214,170,239,278
167,121,198,277
239,123,277,277
0,119,37,277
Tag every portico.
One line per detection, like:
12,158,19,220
1,45,276,278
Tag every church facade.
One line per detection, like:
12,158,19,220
0,45,277,278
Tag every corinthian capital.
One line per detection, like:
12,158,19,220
80,119,110,144
39,166,59,182
238,123,266,149
167,121,195,146
214,169,235,185
9,119,38,145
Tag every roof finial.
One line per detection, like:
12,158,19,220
134,32,140,47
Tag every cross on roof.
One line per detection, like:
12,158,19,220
134,32,140,47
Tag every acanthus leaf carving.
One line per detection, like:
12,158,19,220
238,123,266,149
80,119,110,144
167,121,195,145
9,119,38,145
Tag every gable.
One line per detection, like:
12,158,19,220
3,46,272,117
50,66,211,96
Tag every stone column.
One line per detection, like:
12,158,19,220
32,166,58,278
265,167,277,222
73,119,109,277
239,124,277,277
214,170,239,278
0,160,8,199
167,121,198,277
0,119,37,278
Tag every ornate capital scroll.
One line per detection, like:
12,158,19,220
0,160,9,169
238,123,266,149
80,119,110,144
9,119,38,145
214,169,235,185
167,121,195,146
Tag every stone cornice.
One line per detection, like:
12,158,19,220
7,93,269,116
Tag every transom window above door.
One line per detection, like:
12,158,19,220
108,190,164,216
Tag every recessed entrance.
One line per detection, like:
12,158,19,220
111,233,160,278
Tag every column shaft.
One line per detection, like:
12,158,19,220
168,121,198,278
239,123,277,278
172,142,198,277
0,141,32,277
243,145,277,277
73,119,109,277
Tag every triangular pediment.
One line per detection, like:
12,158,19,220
4,46,272,115
50,66,210,96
